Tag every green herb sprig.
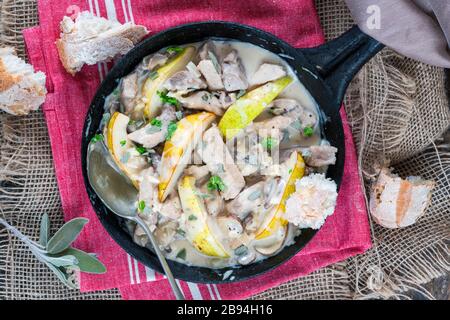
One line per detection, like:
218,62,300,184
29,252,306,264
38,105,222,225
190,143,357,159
303,126,314,137
166,122,178,140
157,90,180,107
207,176,226,192
0,215,106,289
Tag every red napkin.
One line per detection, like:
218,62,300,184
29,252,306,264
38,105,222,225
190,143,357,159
23,0,371,300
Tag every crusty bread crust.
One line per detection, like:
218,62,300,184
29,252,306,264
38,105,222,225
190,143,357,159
56,12,148,76
370,167,435,229
56,39,75,76
0,46,47,115
0,59,22,91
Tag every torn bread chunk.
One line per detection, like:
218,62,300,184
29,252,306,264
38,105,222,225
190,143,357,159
56,11,148,75
199,125,245,200
0,47,47,115
369,167,435,229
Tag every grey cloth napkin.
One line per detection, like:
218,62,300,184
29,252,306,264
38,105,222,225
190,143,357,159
345,0,450,68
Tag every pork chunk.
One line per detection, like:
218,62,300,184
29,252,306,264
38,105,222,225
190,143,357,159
200,125,245,200
250,63,286,86
222,50,248,92
163,69,206,92
120,72,138,113
127,105,177,148
197,60,224,90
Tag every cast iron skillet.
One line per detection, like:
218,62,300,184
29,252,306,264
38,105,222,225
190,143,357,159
81,22,384,284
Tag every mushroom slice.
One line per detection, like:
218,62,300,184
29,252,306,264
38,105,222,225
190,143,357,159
153,220,178,248
176,91,225,116
303,145,338,167
254,224,287,256
147,53,168,70
163,70,206,93
226,181,265,220
269,99,317,129
217,215,243,239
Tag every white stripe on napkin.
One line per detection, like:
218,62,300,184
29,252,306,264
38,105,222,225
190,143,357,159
206,284,215,300
121,0,129,22
127,254,135,284
212,284,222,300
133,258,141,284
187,282,203,300
126,0,135,23
145,266,156,282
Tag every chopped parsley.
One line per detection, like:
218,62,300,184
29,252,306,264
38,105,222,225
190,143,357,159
138,200,146,212
176,248,187,260
262,137,277,150
120,140,126,147
288,169,293,174
188,214,197,221
90,134,104,143
157,90,180,107
136,145,147,155
303,126,314,137
166,46,184,54
166,122,178,140
207,176,226,192
150,118,162,128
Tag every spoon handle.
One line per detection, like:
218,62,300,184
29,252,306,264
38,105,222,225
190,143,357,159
135,217,185,300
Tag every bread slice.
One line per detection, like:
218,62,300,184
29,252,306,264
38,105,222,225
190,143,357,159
56,11,148,75
0,47,47,115
369,167,435,229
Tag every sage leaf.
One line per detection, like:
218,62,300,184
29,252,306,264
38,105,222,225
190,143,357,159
46,218,88,254
44,262,78,289
39,213,50,247
58,248,106,274
42,254,78,267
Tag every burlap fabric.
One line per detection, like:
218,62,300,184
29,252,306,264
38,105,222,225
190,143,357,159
0,0,448,300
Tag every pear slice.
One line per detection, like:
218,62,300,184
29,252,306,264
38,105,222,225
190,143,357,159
255,151,305,240
106,112,143,189
158,112,215,202
218,76,292,140
178,176,229,258
143,46,196,119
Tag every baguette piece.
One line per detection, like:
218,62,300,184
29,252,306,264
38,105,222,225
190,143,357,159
369,167,435,229
56,11,148,75
0,47,47,115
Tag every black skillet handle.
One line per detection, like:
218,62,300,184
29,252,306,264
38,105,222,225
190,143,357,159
300,26,384,109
